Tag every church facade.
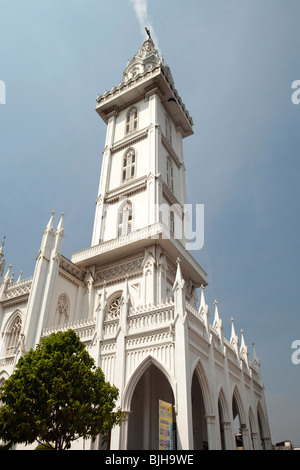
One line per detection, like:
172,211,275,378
0,37,272,450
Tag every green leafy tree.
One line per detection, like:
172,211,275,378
0,330,124,450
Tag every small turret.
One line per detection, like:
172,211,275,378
121,37,162,84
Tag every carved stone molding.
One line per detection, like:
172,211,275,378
56,293,70,318
95,257,144,282
59,255,86,282
111,128,148,155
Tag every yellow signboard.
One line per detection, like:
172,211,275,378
159,400,173,450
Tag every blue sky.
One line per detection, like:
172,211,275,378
1,0,300,446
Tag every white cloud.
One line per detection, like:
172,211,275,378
130,0,160,52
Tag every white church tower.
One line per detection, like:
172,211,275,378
0,34,272,451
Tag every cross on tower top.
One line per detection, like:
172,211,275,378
145,27,151,39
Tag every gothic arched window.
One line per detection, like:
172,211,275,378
170,210,175,236
107,295,122,320
167,157,174,192
5,314,22,356
165,115,172,143
125,107,138,134
118,200,133,237
122,148,136,183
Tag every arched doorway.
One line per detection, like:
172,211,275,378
218,400,226,449
127,363,176,450
191,371,208,450
248,407,257,450
257,403,269,450
232,388,246,449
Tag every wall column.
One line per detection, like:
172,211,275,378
173,259,193,450
205,415,219,449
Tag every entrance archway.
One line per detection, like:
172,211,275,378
191,371,208,449
232,388,246,449
257,403,269,449
127,362,175,450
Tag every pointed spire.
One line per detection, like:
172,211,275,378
251,342,261,372
213,300,221,327
53,212,65,257
0,262,10,297
240,329,248,355
252,343,260,364
121,35,161,85
40,211,55,256
172,258,186,321
230,316,237,342
1,264,12,289
200,284,206,309
198,285,210,335
240,329,249,367
252,342,259,363
44,211,55,233
230,317,239,356
4,264,12,280
56,212,64,235
240,329,246,350
173,257,185,291
213,300,223,343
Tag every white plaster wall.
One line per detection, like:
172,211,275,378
47,275,87,328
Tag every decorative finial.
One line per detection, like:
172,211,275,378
145,27,151,39
0,236,5,279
